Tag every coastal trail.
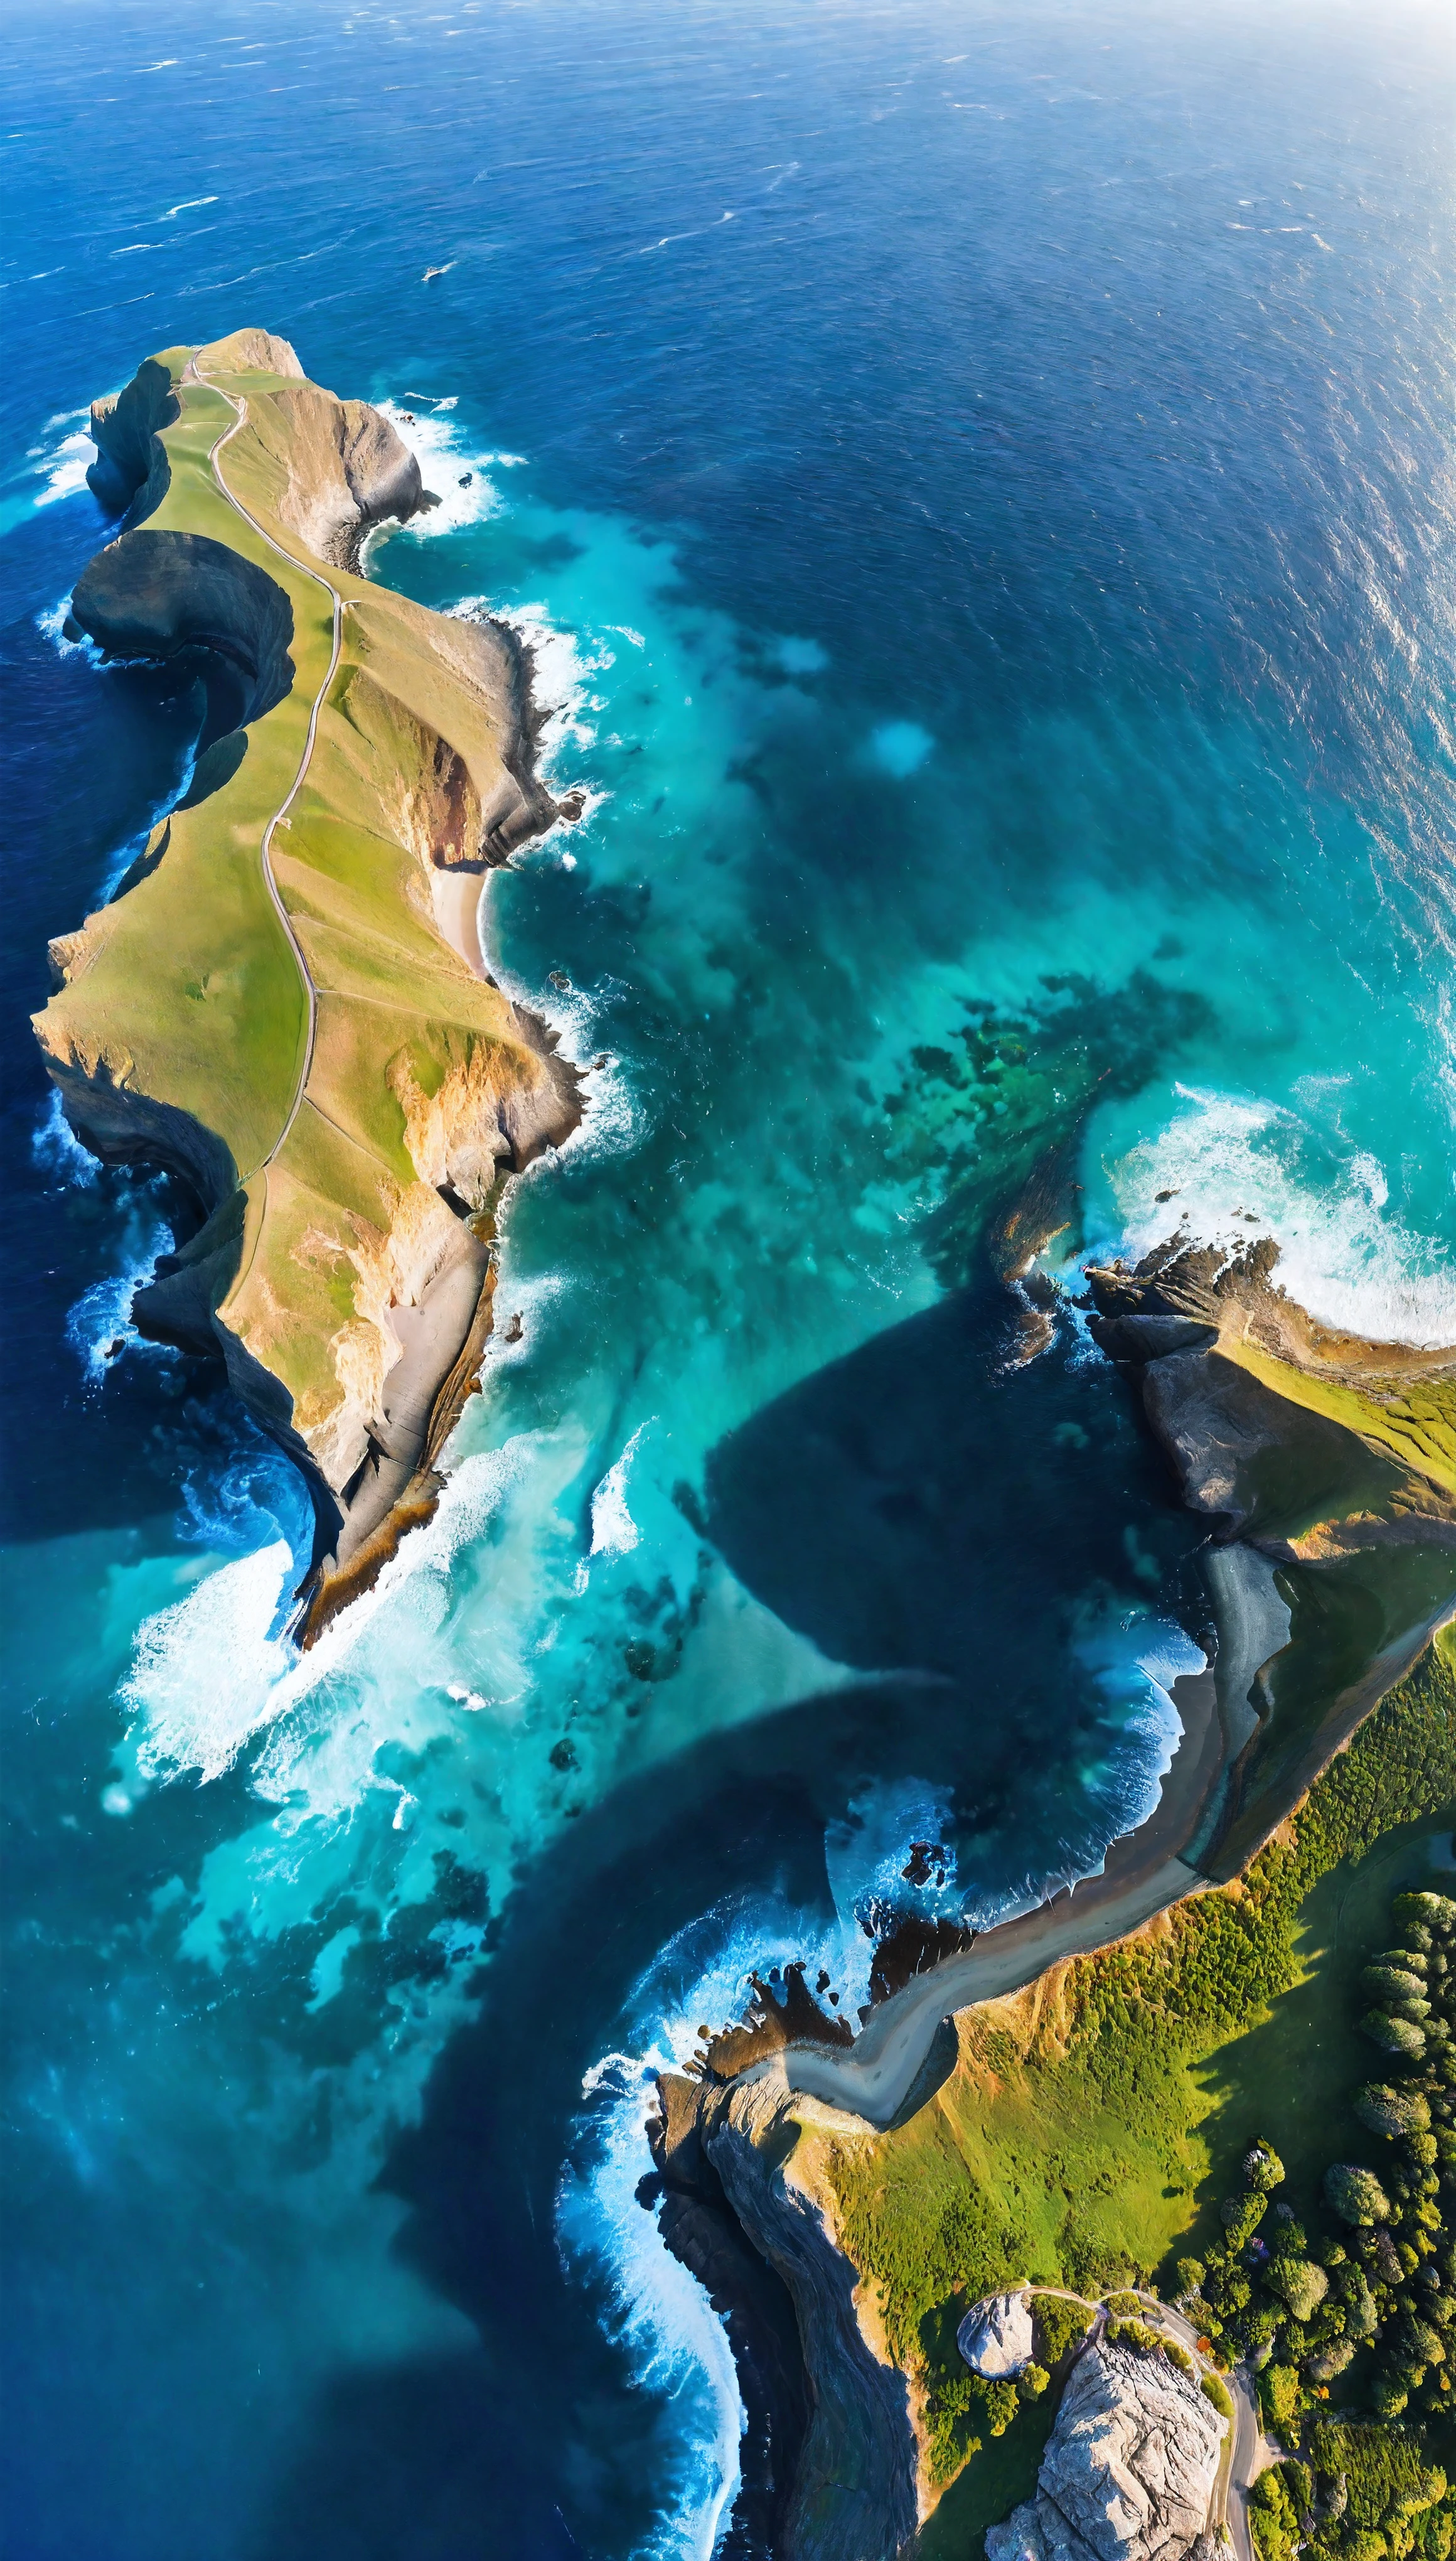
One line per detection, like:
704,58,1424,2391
185,353,341,1179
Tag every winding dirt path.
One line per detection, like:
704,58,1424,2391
187,360,340,1174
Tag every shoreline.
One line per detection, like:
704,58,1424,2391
727,1567,1454,2132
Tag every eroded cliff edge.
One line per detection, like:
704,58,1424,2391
35,326,580,1637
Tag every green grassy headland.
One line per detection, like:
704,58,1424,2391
36,330,565,1538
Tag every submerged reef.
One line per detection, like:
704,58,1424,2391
36,327,580,1635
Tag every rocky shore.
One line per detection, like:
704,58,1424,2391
987,2337,1226,2561
650,2067,919,2561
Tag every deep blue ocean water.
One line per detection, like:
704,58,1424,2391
2,1,1454,2552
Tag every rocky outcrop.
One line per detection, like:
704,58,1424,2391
987,2338,1225,2561
652,2070,919,2561
70,529,296,724
87,353,181,523
958,2291,1036,2379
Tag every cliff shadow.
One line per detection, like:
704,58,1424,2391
704,1277,1201,1680
244,1288,1210,2556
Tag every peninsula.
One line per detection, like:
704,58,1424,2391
35,329,579,1636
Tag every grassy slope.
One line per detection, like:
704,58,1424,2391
805,1630,1456,2550
40,334,552,1443
1223,1341,1456,1506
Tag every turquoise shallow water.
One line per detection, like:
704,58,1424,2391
3,0,1455,2550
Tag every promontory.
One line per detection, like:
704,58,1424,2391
35,328,579,1635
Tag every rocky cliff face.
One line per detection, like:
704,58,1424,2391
987,2338,1225,2561
652,2068,919,2561
958,2291,1036,2378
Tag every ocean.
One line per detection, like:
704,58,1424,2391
2,0,1453,2551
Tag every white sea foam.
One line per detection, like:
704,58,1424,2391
370,400,508,537
64,1201,175,1383
556,2055,744,2560
125,1541,299,1783
451,590,616,779
589,1420,654,1557
35,596,104,662
119,1438,537,1798
562,1889,882,2555
1069,1604,1201,1843
825,1773,960,2005
32,1087,99,1188
1105,1084,1456,1348
29,415,94,508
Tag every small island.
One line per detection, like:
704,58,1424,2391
35,328,579,1636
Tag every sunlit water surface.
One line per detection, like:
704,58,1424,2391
3,0,1453,2551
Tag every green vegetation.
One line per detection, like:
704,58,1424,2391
1224,1343,1456,1507
1184,1883,1456,2434
808,1632,1456,2538
1252,2425,1452,2561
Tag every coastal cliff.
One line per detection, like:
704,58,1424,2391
651,2067,921,2560
36,328,579,1635
1084,1239,1456,1875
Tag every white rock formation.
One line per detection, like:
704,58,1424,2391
958,2290,1036,2378
985,2338,1226,2561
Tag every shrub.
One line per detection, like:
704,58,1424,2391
1223,2194,1270,2250
1250,2465,1299,2561
1362,2011,1428,2061
1164,2340,1194,2374
1356,2085,1432,2142
1362,1965,1433,2011
1018,2363,1050,2401
1175,2258,1206,2300
975,2376,1020,2438
1326,2164,1395,2227
1034,2296,1095,2369
1201,2372,1234,2420
1267,2257,1329,2322
1305,2338,1356,2382
1245,2142,1287,2193
1260,2364,1300,2434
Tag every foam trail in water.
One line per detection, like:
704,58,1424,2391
369,400,510,539
35,597,105,664
32,1087,99,1188
60,1189,176,1384
1103,1084,1456,1347
28,411,94,507
564,1891,869,2558
557,2053,745,2561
